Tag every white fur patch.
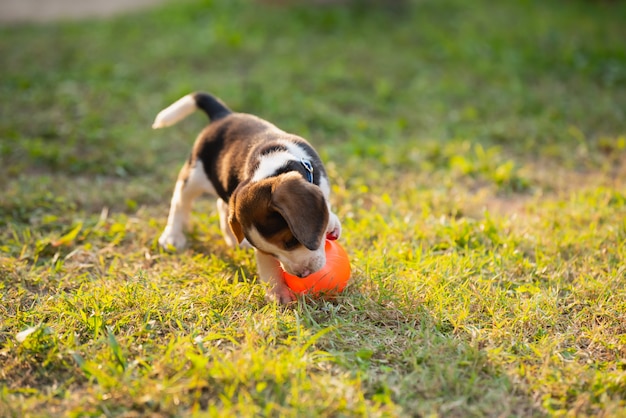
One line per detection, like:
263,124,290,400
319,176,331,200
251,140,314,182
152,94,197,129
247,227,326,277
185,160,216,195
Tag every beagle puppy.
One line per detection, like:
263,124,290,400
153,92,342,304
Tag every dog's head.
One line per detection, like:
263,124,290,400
228,172,329,277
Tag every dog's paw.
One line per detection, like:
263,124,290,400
326,213,342,241
266,285,296,305
158,227,187,251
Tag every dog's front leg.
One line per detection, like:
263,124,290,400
255,250,295,304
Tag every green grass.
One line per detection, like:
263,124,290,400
1,0,625,416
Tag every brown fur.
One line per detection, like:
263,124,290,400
270,174,328,250
228,174,328,252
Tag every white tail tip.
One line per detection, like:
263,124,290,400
152,94,197,129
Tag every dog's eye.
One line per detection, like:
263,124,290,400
284,237,300,250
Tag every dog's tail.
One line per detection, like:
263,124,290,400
152,92,232,129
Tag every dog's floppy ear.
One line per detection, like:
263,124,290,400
228,192,245,244
271,175,329,251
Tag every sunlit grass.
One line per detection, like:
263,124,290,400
1,0,625,416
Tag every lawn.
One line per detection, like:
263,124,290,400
1,0,625,416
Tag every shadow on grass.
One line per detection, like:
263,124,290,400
293,287,545,416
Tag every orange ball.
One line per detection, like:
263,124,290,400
282,240,351,295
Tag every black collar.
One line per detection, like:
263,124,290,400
301,158,314,183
